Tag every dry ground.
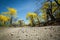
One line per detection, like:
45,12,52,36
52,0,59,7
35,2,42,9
0,26,60,40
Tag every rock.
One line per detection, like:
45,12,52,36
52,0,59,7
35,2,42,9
10,33,14,36
19,39,21,40
25,34,28,36
50,34,53,37
44,28,47,29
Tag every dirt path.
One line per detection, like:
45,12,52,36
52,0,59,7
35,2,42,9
0,26,60,40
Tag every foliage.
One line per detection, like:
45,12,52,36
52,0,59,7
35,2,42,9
26,12,38,26
0,15,10,26
41,0,60,20
41,1,57,13
0,7,17,26
7,8,17,16
26,12,38,19
3,8,17,16
41,13,47,21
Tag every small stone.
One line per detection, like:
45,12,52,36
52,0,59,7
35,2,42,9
19,39,21,40
26,34,28,36
50,34,53,37
45,28,47,29
11,33,14,36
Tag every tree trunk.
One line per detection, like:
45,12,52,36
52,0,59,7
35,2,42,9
37,17,40,26
10,16,13,25
30,16,35,27
46,9,55,21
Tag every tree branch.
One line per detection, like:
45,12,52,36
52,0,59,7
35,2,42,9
54,0,60,6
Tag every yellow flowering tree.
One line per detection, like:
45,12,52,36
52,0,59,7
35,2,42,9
8,8,17,25
0,15,10,26
26,12,40,26
41,0,60,21
3,7,17,25
41,1,57,14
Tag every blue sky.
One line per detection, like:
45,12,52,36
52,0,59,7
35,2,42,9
0,0,44,24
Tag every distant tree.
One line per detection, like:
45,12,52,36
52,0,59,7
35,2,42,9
41,1,59,21
26,12,40,26
3,7,17,25
40,0,60,25
18,20,25,27
0,15,10,26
